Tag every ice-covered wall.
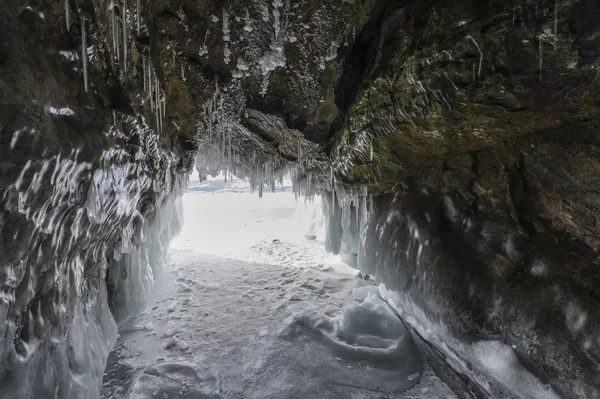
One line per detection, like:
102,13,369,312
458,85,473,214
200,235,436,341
1,126,186,397
322,150,600,398
0,1,193,397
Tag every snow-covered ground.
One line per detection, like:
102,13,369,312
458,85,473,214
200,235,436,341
101,176,456,399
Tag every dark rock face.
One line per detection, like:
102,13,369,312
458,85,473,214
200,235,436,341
323,1,600,396
1,0,600,397
354,143,600,397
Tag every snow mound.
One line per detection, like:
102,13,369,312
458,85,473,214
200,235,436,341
127,362,219,399
280,291,422,394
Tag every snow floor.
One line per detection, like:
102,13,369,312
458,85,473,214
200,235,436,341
101,177,456,399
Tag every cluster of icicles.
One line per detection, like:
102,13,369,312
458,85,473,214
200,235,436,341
195,83,331,199
66,0,166,134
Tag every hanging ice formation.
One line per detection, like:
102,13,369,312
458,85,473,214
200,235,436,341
64,0,70,30
258,0,288,95
122,2,128,73
466,35,482,78
222,8,231,64
539,37,543,83
81,17,88,92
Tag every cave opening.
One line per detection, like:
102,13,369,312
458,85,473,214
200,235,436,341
101,173,438,398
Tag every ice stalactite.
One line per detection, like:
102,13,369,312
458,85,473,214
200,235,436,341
155,75,160,133
143,55,147,91
114,2,120,64
244,9,253,32
136,0,140,34
554,0,558,44
149,61,153,108
258,0,288,95
228,129,232,171
81,17,88,92
466,35,482,78
123,1,128,73
64,0,70,30
539,37,543,83
199,31,209,56
222,8,231,64
161,93,166,131
111,1,117,54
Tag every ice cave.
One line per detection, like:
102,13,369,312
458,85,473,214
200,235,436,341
1,0,599,398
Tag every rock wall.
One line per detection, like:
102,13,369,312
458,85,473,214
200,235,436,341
323,2,600,396
0,0,191,396
324,130,600,397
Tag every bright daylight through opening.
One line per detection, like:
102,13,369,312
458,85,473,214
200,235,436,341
101,174,453,398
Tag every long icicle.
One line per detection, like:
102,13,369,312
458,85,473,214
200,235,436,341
554,0,558,44
228,128,232,172
162,91,166,123
112,1,117,54
149,65,154,108
154,73,160,133
539,37,543,83
122,1,127,73
81,17,88,92
136,0,140,34
115,6,120,64
143,55,147,91
159,92,163,134
64,0,70,30
155,74,160,132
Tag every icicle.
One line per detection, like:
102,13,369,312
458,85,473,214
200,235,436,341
330,165,334,187
123,2,128,73
158,93,162,134
111,2,116,53
155,75,160,132
332,185,336,209
115,7,120,63
136,0,140,34
143,56,147,91
360,189,368,227
369,138,373,162
539,37,543,83
64,0,70,30
466,35,482,78
149,67,154,108
155,91,159,133
81,17,88,92
554,0,558,44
